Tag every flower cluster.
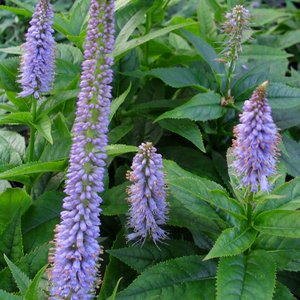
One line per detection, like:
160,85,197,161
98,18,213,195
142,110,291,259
232,81,281,192
49,0,114,298
18,0,55,99
223,5,250,60
127,142,168,244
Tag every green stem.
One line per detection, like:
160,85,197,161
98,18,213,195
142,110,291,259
28,97,37,162
225,46,237,99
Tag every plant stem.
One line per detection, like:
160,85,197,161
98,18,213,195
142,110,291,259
28,97,37,162
225,47,237,99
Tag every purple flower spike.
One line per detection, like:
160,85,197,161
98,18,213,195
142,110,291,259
233,81,281,192
18,0,55,99
127,142,168,245
49,0,115,298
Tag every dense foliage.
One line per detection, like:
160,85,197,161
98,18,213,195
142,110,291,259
1,0,300,299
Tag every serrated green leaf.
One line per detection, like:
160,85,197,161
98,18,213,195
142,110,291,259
156,92,225,122
108,240,199,273
205,227,257,260
0,130,25,159
216,250,276,300
0,289,22,299
159,119,205,152
110,84,131,121
253,234,300,271
115,256,216,300
254,210,300,238
0,188,31,233
273,282,297,300
0,212,23,267
24,265,48,300
255,177,300,213
4,255,31,295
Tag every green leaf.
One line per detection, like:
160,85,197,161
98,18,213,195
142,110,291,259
102,182,128,216
68,0,90,35
241,45,291,60
0,130,25,159
0,289,22,299
281,135,300,177
114,22,195,59
159,119,205,152
22,191,63,252
0,5,31,17
0,244,49,292
108,123,133,144
253,234,300,272
34,115,53,144
216,250,276,300
107,240,199,273
110,84,131,121
204,227,257,260
254,210,300,238
147,67,208,91
4,255,31,295
273,282,297,300
0,112,33,126
115,256,216,300
24,265,48,300
106,144,138,158
0,160,67,183
0,189,31,232
156,92,225,122
115,7,148,46
197,0,217,39
0,58,19,91
181,30,225,81
252,8,290,26
255,177,300,213
267,83,300,110
0,212,23,267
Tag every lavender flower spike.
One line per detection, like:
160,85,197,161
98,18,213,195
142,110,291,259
233,81,281,192
18,0,55,99
49,0,114,298
127,142,168,244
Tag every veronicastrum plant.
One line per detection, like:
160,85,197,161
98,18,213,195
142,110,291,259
0,0,300,299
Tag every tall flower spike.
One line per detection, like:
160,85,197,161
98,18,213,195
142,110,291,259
127,142,168,244
49,0,114,298
223,5,250,61
18,0,55,99
232,81,281,192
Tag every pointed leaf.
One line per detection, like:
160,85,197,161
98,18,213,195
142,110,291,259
4,255,31,295
216,250,276,300
254,210,300,238
159,119,205,152
110,84,131,121
107,240,199,273
0,289,22,300
115,256,216,300
156,92,225,122
34,115,53,144
205,227,257,260
24,265,48,300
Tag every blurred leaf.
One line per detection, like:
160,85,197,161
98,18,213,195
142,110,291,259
156,92,225,122
241,45,291,60
159,119,205,152
281,135,300,177
110,84,131,121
